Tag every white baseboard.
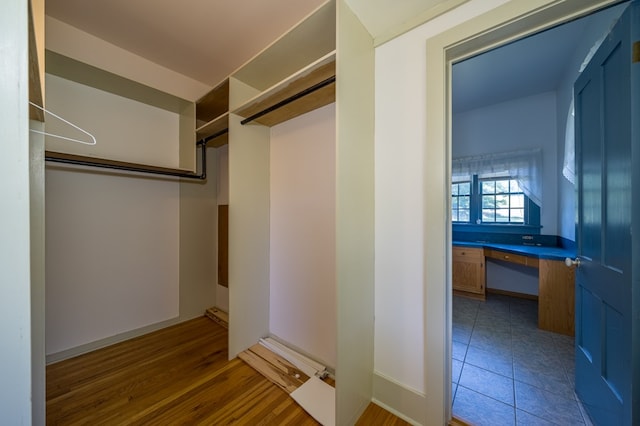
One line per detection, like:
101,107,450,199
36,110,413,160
372,372,426,426
45,316,184,364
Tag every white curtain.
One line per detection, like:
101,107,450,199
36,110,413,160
452,148,543,206
562,99,575,185
564,19,616,185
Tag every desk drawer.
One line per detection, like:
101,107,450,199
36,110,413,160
453,247,484,261
484,249,539,268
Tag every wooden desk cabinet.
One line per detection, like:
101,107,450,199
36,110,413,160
453,245,576,335
452,247,485,299
538,259,575,336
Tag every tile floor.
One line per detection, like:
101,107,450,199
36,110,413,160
452,294,593,426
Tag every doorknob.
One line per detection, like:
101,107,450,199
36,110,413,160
565,257,581,267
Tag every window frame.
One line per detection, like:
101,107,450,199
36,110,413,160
452,174,541,232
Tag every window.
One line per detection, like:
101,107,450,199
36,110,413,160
452,181,470,222
452,175,540,227
481,178,524,223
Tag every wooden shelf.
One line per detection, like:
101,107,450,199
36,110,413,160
232,1,335,92
233,52,335,127
196,112,229,147
45,51,196,172
196,79,229,125
28,2,44,122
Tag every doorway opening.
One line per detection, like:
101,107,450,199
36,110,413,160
450,4,628,423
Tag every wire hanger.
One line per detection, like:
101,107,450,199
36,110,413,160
29,102,97,146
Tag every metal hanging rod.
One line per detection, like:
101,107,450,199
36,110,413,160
240,76,336,125
45,140,209,180
199,128,229,145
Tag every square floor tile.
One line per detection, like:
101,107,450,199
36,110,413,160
516,409,557,425
515,381,584,425
513,363,575,401
470,329,512,354
453,324,473,344
452,359,463,383
453,386,515,426
459,363,514,406
453,340,468,362
465,344,513,378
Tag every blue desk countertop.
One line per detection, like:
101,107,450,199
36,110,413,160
453,241,575,261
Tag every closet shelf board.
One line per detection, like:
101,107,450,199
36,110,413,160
233,53,336,127
196,112,229,146
196,79,229,124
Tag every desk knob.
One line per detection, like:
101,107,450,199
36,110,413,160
565,257,581,268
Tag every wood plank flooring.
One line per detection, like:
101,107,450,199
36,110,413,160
47,317,318,425
47,316,408,425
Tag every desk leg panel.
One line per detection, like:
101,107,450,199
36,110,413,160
538,259,575,336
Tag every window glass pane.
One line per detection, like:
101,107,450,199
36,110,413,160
511,208,524,222
459,196,470,209
453,175,536,226
481,181,494,194
495,180,509,193
510,194,524,208
482,195,495,208
495,209,510,222
496,194,509,208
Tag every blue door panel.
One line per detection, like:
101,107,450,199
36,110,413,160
604,303,625,402
577,286,599,363
576,78,602,263
602,38,632,273
574,2,637,424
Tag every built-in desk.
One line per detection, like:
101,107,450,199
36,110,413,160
453,242,576,336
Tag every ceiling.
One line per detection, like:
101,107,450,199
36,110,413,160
45,0,455,89
453,2,627,113
45,0,625,110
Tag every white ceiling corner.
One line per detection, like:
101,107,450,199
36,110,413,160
344,0,460,39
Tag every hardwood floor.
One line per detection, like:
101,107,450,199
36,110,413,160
47,317,318,425
47,316,409,425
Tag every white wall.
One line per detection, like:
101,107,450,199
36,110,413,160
45,73,181,168
453,92,558,296
45,167,180,354
269,103,336,368
374,0,509,422
0,0,32,421
453,91,558,234
44,23,219,360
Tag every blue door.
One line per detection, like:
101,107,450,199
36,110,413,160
573,3,639,425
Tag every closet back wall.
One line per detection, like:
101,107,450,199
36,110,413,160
45,167,180,356
269,103,336,368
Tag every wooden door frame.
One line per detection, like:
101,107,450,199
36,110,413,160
423,0,621,422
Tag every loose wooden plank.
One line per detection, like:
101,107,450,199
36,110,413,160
205,307,229,328
248,344,309,383
238,349,301,394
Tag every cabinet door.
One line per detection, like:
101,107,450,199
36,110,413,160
452,247,485,295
